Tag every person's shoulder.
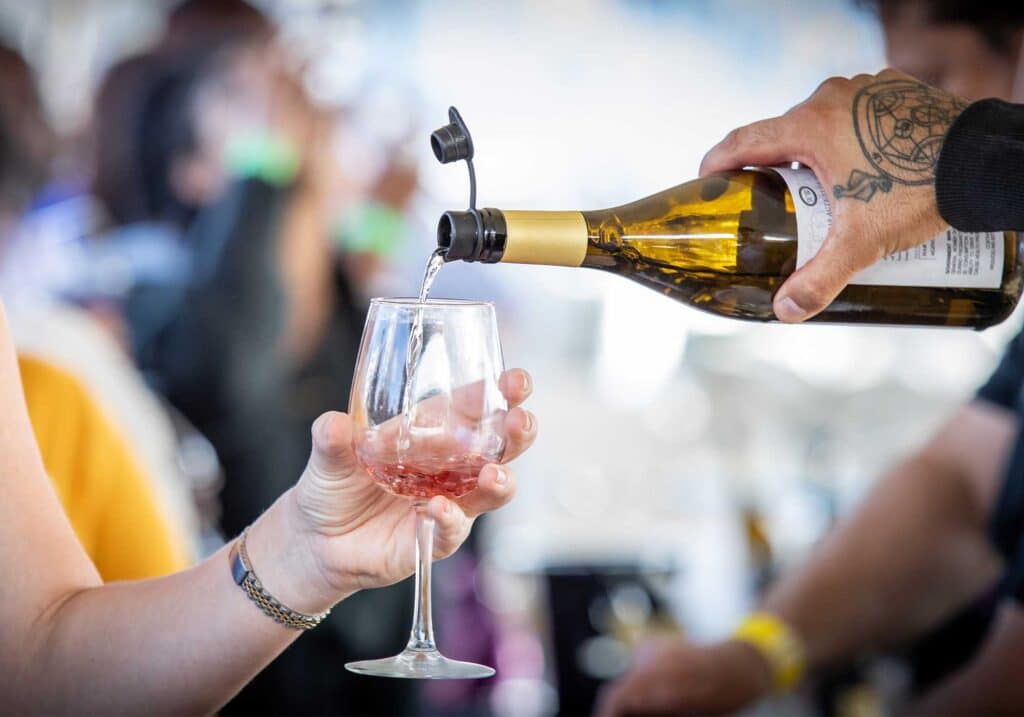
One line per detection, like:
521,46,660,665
18,353,93,417
17,353,105,508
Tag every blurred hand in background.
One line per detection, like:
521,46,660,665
595,638,771,717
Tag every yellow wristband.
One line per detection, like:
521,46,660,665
732,612,805,691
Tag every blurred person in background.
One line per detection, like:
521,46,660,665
335,139,421,297
85,1,422,713
600,3,1024,716
0,43,196,582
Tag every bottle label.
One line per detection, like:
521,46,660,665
771,166,1004,289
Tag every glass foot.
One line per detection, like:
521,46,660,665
346,648,495,680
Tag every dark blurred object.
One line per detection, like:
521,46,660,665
860,0,1024,53
164,0,274,51
858,0,1024,102
0,43,53,217
903,584,1001,692
92,49,211,228
543,562,679,716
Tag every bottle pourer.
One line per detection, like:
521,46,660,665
431,107,502,261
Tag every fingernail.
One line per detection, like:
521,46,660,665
522,410,535,433
519,372,532,395
493,466,508,485
315,414,332,442
443,499,452,514
774,296,808,322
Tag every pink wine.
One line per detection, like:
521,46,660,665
360,453,489,499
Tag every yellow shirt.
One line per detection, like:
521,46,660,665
19,355,190,581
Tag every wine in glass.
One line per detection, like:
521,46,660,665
345,297,507,679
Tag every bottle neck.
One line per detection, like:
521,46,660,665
437,208,590,266
500,210,589,266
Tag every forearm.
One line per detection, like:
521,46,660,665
763,451,999,667
15,490,332,715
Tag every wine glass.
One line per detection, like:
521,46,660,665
345,298,507,679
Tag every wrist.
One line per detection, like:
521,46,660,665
718,639,774,700
244,489,350,615
731,611,807,692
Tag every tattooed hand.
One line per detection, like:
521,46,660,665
700,69,968,322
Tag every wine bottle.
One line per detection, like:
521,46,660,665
437,167,1023,328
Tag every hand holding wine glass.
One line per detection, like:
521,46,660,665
0,292,535,712
249,363,535,618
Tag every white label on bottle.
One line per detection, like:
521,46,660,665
771,166,1004,289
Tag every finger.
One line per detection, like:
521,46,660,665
501,406,537,463
456,463,516,519
450,370,529,421
499,368,533,407
375,370,531,439
307,411,360,479
594,676,644,717
773,226,882,322
593,683,621,717
596,672,669,717
699,115,809,177
429,497,472,557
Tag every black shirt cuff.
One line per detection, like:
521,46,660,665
936,98,1024,232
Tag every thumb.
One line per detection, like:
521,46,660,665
308,411,360,480
773,227,881,322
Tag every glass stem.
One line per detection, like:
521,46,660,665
406,504,436,652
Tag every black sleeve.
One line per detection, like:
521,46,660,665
976,327,1024,411
989,421,1024,561
936,98,1024,232
974,328,1024,563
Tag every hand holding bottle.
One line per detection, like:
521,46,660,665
438,90,1019,329
700,69,967,322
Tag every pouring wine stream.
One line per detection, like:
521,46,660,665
398,247,448,456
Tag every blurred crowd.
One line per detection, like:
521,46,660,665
0,0,435,713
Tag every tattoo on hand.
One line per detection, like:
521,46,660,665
833,79,968,202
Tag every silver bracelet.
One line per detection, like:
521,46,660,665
229,527,330,630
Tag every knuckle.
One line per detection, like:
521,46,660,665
816,75,848,94
720,127,743,151
748,120,779,143
790,100,823,127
